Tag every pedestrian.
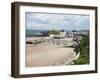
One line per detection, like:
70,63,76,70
74,42,80,55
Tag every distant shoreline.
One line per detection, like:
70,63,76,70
26,29,89,37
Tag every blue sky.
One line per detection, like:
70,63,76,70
25,12,90,30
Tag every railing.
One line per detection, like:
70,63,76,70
64,52,80,65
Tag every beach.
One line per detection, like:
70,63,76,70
26,37,75,67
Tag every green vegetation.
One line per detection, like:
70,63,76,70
74,34,89,64
48,29,60,35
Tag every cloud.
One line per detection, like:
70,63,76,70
25,12,90,30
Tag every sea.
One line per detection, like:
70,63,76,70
26,30,48,37
26,29,74,37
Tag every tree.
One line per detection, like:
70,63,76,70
74,34,89,64
48,29,60,35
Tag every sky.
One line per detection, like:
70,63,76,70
25,12,90,30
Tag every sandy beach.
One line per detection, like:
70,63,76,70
26,37,75,67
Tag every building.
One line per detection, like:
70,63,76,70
49,30,66,39
73,30,89,41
